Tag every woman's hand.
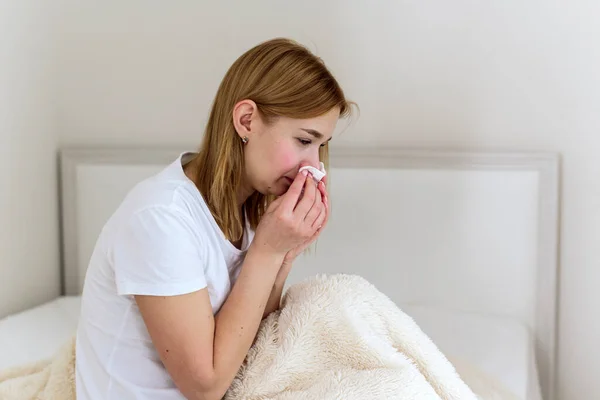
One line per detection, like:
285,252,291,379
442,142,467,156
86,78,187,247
253,170,327,257
282,174,330,266
260,173,330,318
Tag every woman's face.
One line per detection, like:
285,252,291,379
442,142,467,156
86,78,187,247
234,101,339,200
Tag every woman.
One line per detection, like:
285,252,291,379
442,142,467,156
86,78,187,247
75,37,354,400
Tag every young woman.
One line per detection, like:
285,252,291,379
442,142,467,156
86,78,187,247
75,37,354,400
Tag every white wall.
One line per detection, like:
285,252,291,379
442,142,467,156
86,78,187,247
0,1,60,316
52,2,599,399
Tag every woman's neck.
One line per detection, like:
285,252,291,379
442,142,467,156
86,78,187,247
237,181,254,208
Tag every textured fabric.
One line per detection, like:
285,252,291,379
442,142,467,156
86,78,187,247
225,274,478,400
0,274,520,400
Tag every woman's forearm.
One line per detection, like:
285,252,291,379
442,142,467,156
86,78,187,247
206,246,285,399
262,261,293,318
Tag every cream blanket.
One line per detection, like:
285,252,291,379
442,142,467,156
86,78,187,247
0,274,519,399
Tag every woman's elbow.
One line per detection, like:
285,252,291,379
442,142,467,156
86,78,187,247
183,367,229,400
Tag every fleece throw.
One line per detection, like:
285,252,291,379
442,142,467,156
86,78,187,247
0,274,519,400
0,337,75,400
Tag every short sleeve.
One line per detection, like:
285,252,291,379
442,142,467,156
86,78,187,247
112,206,207,296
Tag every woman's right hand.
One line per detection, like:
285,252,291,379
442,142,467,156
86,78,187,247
253,170,326,256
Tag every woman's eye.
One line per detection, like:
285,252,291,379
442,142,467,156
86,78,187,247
298,138,327,147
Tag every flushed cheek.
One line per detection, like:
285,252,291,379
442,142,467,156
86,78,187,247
273,147,300,176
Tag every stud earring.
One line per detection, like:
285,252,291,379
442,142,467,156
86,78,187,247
241,136,249,144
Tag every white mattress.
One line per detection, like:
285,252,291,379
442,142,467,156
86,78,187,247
0,296,81,370
0,297,541,399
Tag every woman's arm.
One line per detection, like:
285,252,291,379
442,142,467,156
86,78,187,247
134,170,325,400
262,177,330,318
136,246,284,400
262,261,293,318
135,171,324,400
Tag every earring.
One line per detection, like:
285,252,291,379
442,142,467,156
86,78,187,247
241,136,249,144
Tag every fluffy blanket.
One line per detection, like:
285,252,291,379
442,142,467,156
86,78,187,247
0,337,75,400
0,274,519,400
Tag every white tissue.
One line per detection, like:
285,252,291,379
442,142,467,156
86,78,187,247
299,162,326,182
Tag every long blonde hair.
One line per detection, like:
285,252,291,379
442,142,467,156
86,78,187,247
190,38,355,242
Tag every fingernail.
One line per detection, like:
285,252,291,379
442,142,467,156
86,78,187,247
302,170,308,176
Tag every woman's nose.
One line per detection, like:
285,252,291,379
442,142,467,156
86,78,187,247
303,153,321,170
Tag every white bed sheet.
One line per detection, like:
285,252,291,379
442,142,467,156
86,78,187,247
0,296,80,370
0,297,541,399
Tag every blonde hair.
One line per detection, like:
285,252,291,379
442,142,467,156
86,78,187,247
190,38,355,242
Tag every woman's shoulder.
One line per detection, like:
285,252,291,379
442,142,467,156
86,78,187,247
118,157,205,216
105,170,210,240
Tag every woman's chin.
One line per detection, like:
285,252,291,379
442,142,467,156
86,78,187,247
255,179,291,197
253,185,284,198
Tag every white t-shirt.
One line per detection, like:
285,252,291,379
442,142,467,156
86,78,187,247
75,152,254,399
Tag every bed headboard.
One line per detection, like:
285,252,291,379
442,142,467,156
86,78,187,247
58,145,559,399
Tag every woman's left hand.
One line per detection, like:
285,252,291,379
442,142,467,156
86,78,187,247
282,175,330,266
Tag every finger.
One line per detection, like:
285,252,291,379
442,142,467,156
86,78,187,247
280,171,308,210
320,195,330,229
300,211,325,250
316,182,330,228
317,181,327,203
312,201,327,229
317,181,330,212
294,174,317,216
304,186,322,225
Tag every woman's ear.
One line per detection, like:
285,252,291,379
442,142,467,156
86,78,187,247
232,99,258,139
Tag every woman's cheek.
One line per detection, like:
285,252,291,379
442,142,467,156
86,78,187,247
276,145,300,172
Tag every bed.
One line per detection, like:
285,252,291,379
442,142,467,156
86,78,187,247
0,295,540,399
0,146,559,400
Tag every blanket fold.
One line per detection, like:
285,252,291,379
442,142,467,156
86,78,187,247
0,336,75,400
0,274,519,400
225,274,478,400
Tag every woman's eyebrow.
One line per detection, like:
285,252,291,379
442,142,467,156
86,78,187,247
300,128,324,139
